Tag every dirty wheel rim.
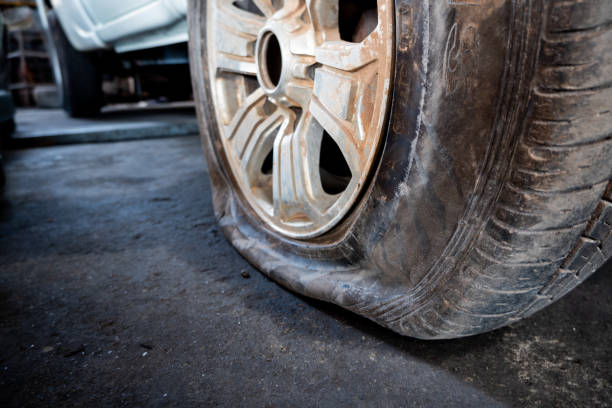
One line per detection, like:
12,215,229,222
206,0,394,239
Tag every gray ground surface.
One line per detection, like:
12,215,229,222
0,136,610,407
10,106,197,147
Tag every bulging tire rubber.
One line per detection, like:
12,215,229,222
188,0,612,339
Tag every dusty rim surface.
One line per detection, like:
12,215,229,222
206,0,394,238
0,137,611,407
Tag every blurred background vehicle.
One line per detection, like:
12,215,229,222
0,0,196,150
0,0,197,174
0,0,191,118
42,0,191,117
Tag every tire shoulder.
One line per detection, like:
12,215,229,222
408,0,612,338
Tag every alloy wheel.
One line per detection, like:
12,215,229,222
206,0,394,238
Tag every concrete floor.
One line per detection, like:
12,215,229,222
0,136,610,407
10,105,198,148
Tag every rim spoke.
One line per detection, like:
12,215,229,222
293,113,336,216
241,110,284,176
218,2,265,36
305,0,340,43
214,3,264,75
315,35,380,72
273,118,299,220
215,53,257,76
252,0,277,17
279,0,302,16
284,79,314,109
225,88,268,141
309,95,362,177
312,61,381,142
273,112,333,221
312,68,356,130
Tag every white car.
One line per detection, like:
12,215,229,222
41,0,189,116
49,0,187,53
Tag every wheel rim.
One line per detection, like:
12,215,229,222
206,0,394,239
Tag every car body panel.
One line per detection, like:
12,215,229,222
50,0,187,52
81,0,155,24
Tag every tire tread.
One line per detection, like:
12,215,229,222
409,0,612,338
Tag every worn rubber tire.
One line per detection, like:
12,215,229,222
48,12,103,118
188,0,612,339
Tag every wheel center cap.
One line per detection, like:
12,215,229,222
255,21,313,108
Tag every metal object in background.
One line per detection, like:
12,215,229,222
0,12,16,139
34,0,62,107
2,5,55,107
